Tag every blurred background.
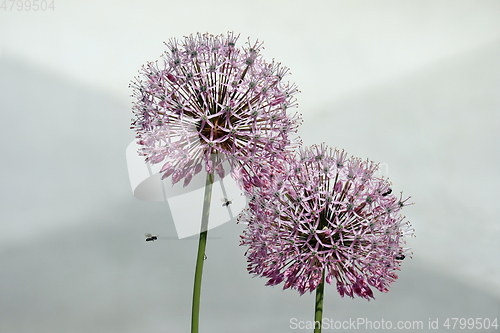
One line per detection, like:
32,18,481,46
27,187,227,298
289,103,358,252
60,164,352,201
1,0,499,332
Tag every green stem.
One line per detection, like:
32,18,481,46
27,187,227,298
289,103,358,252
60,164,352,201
314,269,326,333
191,156,215,333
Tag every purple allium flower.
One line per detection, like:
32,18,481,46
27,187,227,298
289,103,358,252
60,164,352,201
239,144,414,299
130,32,301,187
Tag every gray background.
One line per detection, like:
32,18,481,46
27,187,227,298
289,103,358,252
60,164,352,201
1,1,499,332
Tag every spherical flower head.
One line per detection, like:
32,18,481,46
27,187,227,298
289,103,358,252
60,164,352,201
239,144,414,299
130,32,302,186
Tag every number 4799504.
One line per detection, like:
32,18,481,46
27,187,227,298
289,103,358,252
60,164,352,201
1,0,55,11
443,318,498,330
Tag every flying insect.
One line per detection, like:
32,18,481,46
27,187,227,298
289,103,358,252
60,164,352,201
221,198,232,207
145,233,158,242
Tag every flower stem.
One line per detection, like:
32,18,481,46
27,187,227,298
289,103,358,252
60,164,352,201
191,158,215,333
314,269,326,333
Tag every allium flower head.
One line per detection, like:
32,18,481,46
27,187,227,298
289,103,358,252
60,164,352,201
130,32,301,186
239,144,414,299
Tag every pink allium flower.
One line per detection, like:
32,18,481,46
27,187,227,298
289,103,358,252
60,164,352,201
239,144,414,299
130,32,301,186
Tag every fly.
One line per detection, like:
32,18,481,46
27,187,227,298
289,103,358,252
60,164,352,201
221,198,232,207
145,233,158,242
